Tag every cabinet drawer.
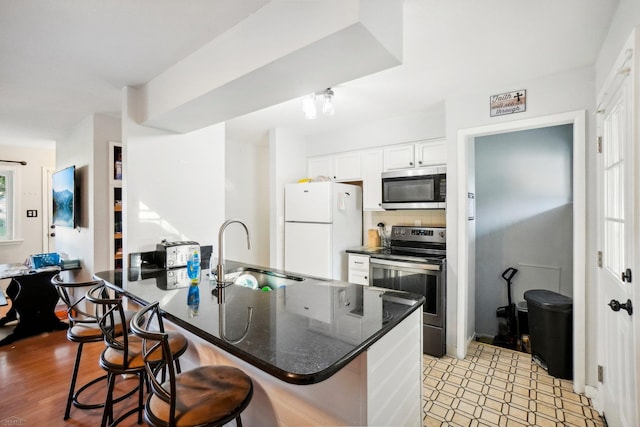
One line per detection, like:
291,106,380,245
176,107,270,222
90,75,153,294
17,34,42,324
348,254,370,271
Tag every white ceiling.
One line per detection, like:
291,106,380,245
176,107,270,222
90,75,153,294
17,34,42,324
0,0,618,146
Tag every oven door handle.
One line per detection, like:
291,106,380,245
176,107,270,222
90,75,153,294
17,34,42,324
370,257,441,271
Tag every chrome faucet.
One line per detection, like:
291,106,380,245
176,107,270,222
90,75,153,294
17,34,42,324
215,219,253,343
216,219,251,287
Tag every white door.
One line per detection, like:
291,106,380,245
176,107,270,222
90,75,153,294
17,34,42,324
285,182,333,223
284,222,332,279
598,53,637,427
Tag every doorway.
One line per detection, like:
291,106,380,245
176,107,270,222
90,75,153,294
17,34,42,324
455,110,587,393
474,125,573,351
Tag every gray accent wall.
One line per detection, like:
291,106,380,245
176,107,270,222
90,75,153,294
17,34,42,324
474,125,573,338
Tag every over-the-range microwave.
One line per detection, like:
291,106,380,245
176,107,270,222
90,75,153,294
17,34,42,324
381,166,446,209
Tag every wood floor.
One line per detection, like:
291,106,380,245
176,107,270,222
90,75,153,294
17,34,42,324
0,323,144,426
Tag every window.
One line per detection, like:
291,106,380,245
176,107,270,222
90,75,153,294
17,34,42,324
0,166,17,241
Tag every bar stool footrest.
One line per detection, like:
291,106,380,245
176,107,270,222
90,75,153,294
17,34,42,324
72,373,140,410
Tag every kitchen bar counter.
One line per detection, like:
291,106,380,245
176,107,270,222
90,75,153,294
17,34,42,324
95,260,423,384
95,260,425,426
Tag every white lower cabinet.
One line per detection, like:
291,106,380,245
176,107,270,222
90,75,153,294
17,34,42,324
348,254,370,285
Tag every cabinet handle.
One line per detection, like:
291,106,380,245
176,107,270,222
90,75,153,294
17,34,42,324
364,276,368,280
354,261,364,264
418,160,423,165
409,162,413,166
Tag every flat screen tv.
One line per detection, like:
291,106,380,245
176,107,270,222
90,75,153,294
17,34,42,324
52,165,76,228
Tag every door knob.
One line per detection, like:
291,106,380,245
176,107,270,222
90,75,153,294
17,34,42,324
621,268,632,283
608,299,633,315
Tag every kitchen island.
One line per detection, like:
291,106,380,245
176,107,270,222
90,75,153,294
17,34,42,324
96,260,424,426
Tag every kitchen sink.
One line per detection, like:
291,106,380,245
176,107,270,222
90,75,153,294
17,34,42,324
224,267,304,291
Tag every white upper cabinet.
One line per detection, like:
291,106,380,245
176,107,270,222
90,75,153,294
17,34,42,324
383,144,415,170
415,140,446,167
332,152,361,181
307,156,333,179
362,149,383,211
307,152,362,182
383,140,446,171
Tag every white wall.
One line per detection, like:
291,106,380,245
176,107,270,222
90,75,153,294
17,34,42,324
55,116,95,280
226,137,270,266
268,128,307,270
122,111,226,261
595,1,640,92
305,103,445,156
474,125,574,337
0,143,55,263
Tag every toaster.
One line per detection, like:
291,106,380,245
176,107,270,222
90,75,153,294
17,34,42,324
156,240,200,269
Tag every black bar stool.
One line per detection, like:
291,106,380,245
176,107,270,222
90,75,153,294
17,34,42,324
86,284,188,427
130,301,253,427
51,274,137,420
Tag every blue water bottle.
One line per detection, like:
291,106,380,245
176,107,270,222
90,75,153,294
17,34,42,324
187,283,200,316
187,251,200,283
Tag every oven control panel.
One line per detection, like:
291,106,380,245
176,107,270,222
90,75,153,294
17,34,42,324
391,226,446,243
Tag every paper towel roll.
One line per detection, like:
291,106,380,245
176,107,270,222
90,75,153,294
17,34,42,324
367,229,380,248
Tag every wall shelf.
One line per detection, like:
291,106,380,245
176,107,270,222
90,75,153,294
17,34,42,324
109,142,123,270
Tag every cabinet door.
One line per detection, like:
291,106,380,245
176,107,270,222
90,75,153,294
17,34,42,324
348,254,370,285
332,152,361,181
307,156,332,179
383,144,415,170
415,140,446,167
362,150,384,210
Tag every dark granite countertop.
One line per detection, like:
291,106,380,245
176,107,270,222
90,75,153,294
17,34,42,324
95,260,424,385
346,246,387,256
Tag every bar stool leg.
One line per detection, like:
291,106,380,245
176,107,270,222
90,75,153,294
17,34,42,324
101,372,116,427
137,372,144,424
64,342,84,420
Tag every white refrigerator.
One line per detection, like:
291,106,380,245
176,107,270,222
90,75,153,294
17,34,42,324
284,182,362,281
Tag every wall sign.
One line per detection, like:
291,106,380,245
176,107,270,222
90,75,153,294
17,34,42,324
490,90,526,117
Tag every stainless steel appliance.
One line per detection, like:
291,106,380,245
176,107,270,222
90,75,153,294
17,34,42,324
369,226,446,356
156,240,200,269
381,166,446,210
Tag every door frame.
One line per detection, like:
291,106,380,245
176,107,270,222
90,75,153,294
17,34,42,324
456,110,586,393
41,167,55,253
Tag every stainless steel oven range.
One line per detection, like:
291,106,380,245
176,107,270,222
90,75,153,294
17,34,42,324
369,226,446,357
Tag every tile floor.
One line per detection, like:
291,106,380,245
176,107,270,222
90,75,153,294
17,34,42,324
422,341,606,427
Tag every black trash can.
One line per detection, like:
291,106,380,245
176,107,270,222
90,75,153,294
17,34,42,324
524,290,573,379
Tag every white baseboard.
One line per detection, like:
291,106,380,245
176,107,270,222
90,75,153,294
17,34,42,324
584,385,603,414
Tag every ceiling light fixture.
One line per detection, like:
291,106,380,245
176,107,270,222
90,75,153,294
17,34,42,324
302,93,317,120
302,88,334,119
